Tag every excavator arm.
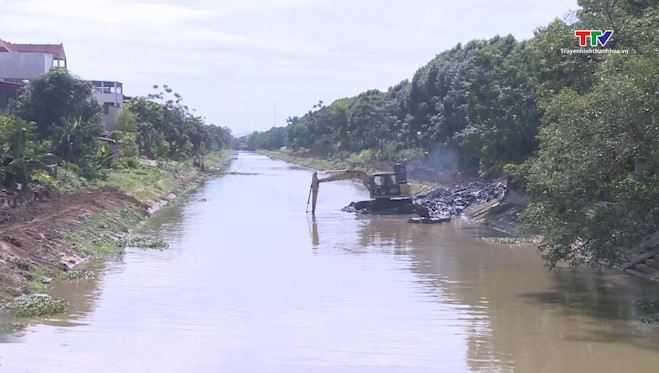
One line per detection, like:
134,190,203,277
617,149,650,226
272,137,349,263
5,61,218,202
307,170,371,214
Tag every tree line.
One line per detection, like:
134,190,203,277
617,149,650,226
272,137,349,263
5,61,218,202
239,0,659,269
1,68,232,188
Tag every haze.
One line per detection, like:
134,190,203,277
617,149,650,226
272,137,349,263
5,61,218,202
1,0,578,136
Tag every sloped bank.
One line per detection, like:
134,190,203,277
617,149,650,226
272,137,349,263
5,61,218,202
464,185,530,236
0,150,234,310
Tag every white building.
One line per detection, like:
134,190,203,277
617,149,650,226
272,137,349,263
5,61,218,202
91,80,124,130
1,38,128,130
0,39,67,81
0,38,68,113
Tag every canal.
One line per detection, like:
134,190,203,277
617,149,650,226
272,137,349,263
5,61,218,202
2,152,659,372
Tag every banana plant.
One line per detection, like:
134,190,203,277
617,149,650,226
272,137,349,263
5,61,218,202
52,117,81,163
2,128,59,189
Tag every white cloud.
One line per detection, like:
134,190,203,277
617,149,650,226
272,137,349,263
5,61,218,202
0,0,580,133
23,0,215,24
212,0,328,14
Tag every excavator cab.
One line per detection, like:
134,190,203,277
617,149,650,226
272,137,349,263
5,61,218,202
371,173,401,197
370,163,410,198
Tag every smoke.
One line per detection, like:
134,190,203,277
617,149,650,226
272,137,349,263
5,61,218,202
410,144,459,173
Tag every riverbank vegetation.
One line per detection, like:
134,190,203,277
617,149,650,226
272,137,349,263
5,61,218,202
2,68,232,192
237,1,658,269
9,294,68,317
0,68,235,312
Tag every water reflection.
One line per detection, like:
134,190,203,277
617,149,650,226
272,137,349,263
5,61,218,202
3,152,659,372
311,209,659,372
309,215,319,248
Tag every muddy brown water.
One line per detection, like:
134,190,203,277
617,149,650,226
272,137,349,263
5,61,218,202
2,152,659,372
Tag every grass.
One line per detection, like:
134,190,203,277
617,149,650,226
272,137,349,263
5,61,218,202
24,278,53,294
94,164,188,204
0,320,27,334
63,207,145,259
64,204,171,259
64,229,116,259
21,265,54,295
92,149,233,204
259,150,380,174
61,150,234,258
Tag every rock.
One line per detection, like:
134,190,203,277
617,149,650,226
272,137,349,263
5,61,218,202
342,179,507,218
3,235,22,247
58,256,78,271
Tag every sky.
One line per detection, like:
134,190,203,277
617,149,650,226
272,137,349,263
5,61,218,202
1,0,579,136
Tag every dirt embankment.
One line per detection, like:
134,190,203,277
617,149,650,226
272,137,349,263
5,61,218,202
0,187,144,303
0,151,235,308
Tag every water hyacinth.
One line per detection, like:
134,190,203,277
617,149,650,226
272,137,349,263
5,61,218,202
115,235,169,250
59,269,96,281
10,294,68,317
483,236,535,245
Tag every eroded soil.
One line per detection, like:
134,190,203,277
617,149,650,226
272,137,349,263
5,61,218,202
0,187,145,305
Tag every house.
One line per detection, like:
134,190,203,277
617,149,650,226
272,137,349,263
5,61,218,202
1,38,128,129
91,80,125,130
0,38,67,81
0,38,67,113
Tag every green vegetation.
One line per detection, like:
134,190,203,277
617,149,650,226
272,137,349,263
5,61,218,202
259,149,381,174
1,70,232,192
65,206,145,260
10,294,68,317
96,162,187,203
0,67,235,312
241,1,658,270
59,270,96,281
115,235,168,250
0,321,27,334
483,237,536,245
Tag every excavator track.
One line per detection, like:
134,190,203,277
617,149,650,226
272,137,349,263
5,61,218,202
349,198,415,214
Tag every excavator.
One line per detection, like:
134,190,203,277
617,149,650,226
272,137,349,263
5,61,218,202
306,163,415,215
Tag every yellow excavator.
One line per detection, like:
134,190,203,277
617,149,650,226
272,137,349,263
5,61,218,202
306,163,415,214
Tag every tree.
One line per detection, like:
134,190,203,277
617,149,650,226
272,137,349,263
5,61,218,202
124,85,231,160
517,30,659,268
11,68,102,140
0,115,57,188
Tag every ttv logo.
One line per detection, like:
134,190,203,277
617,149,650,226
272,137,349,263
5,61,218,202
575,30,614,47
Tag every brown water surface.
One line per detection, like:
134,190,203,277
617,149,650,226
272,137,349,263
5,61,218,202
2,152,659,372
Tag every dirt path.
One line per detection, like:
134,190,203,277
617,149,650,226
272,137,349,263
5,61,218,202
0,187,145,302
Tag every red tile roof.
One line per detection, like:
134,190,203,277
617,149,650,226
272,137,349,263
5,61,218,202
0,39,16,52
0,81,24,91
0,39,66,60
